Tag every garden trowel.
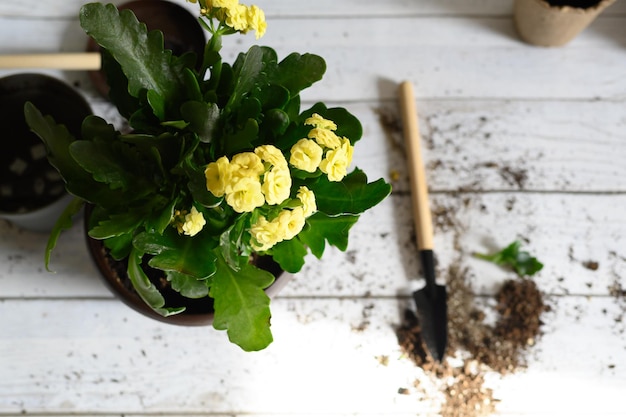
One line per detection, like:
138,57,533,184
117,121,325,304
398,80,448,362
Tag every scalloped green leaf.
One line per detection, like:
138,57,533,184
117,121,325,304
311,169,392,216
80,3,184,119
210,252,275,351
271,238,308,273
298,212,359,258
133,228,218,279
180,101,221,143
270,52,326,97
167,271,210,298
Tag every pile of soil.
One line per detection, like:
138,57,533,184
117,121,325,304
397,263,549,417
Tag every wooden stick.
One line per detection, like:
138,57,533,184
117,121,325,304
398,80,434,251
0,53,101,70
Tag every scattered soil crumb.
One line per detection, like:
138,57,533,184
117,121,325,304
397,261,549,417
499,166,528,189
582,260,599,271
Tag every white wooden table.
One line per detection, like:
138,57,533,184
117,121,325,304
1,1,626,416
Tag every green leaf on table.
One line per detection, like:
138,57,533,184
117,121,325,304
133,228,217,279
474,240,544,277
210,252,275,351
127,247,185,317
80,3,184,119
298,212,359,258
311,169,391,216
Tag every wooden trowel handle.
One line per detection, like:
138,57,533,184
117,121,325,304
0,53,101,70
398,81,434,251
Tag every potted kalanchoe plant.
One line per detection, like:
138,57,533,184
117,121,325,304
25,0,391,351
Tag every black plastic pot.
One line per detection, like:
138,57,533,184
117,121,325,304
0,73,91,232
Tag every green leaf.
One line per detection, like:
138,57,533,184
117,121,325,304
133,228,217,279
167,270,209,298
127,247,185,317
103,233,134,260
210,252,275,351
180,101,221,144
227,46,277,111
44,198,85,272
24,103,91,194
69,140,154,193
311,169,391,216
474,240,544,277
88,210,146,239
223,118,259,155
81,115,117,142
271,238,308,273
298,212,359,258
270,53,326,97
80,3,184,119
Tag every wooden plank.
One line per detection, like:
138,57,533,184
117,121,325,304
1,16,625,100
363,99,626,193
0,296,624,415
3,193,625,299
1,0,625,18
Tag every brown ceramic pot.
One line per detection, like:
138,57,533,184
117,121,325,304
87,0,206,98
0,73,91,232
84,206,288,326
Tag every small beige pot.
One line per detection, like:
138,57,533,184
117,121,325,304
513,0,616,46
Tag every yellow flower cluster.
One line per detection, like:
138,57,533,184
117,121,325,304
204,145,292,213
173,206,206,237
188,0,266,39
249,186,317,251
289,114,354,182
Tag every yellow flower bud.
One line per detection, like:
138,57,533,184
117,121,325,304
261,167,291,205
231,152,264,178
289,138,323,173
304,113,337,131
319,139,353,182
297,186,317,217
205,156,231,197
225,4,249,32
181,206,206,237
277,207,306,241
308,127,341,150
225,176,265,213
249,215,280,251
255,144,288,169
247,5,267,39
211,0,238,8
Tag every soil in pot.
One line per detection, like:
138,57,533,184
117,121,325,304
0,73,91,230
87,0,206,98
546,0,603,8
85,214,286,326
